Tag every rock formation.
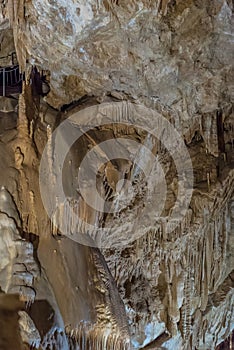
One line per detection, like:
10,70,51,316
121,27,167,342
0,0,233,349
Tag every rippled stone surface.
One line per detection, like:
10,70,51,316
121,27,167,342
0,1,233,349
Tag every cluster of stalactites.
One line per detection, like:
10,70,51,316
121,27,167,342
66,323,132,350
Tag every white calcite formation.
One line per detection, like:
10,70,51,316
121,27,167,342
0,186,38,303
0,1,233,349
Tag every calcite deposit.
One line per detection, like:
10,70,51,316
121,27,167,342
0,0,233,349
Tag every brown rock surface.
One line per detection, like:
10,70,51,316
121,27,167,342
0,1,233,349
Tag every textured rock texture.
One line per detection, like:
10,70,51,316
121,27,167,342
7,0,234,118
0,0,233,349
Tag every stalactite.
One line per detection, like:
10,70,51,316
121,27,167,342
46,124,56,186
0,0,233,347
28,190,38,234
66,323,131,350
181,245,192,343
17,85,29,141
29,119,34,139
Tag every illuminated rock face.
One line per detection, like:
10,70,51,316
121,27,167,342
0,1,233,349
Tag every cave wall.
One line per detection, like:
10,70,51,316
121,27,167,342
0,1,233,349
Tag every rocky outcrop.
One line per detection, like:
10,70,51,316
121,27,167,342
0,0,233,349
6,0,234,122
